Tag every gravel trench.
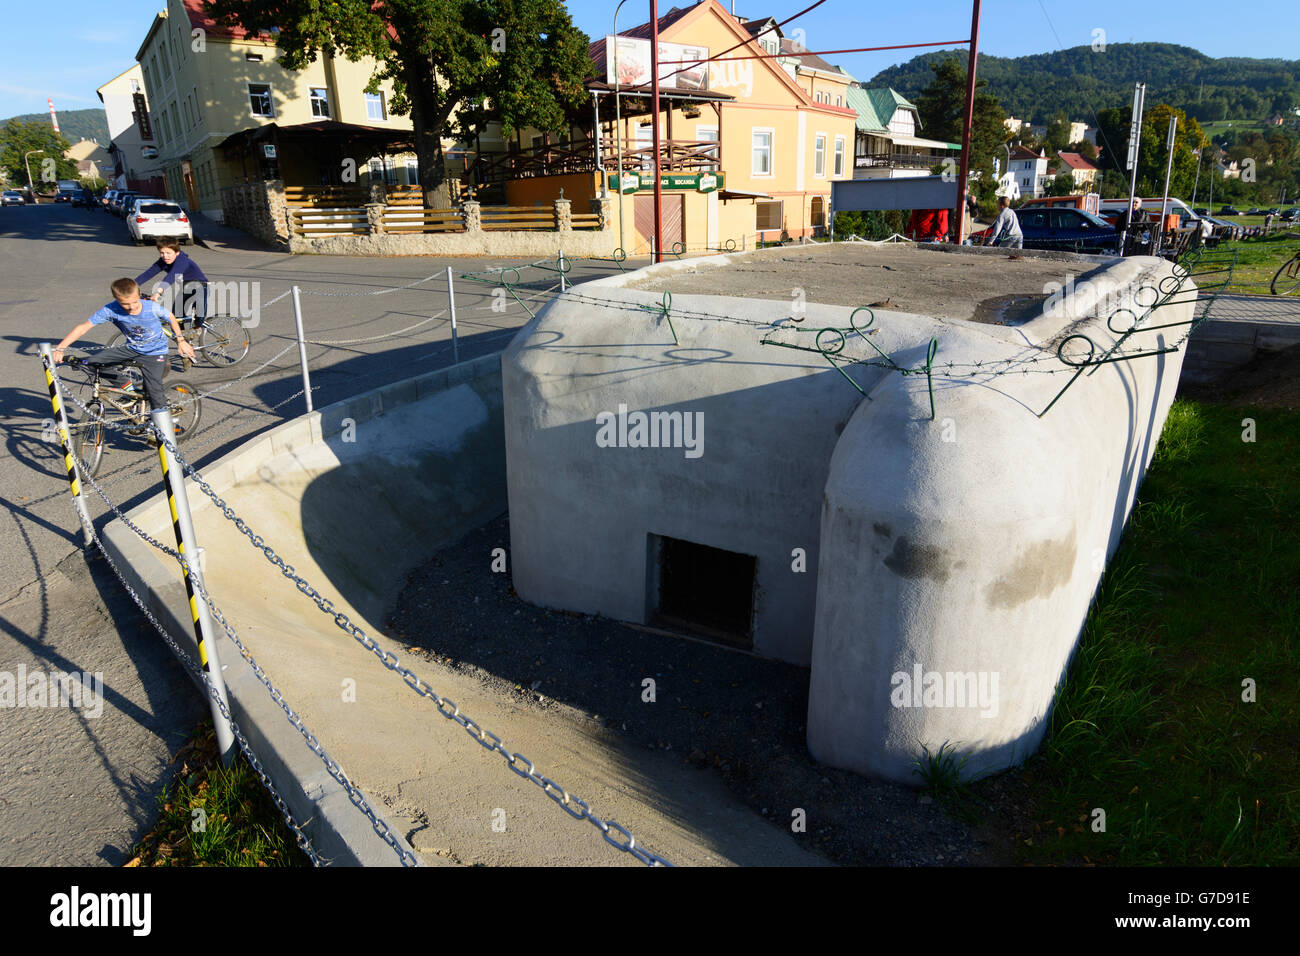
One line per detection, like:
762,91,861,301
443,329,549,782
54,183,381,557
387,513,1024,866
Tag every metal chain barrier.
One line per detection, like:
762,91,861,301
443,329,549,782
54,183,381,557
161,438,672,867
59,438,325,864
65,428,414,867
303,311,447,347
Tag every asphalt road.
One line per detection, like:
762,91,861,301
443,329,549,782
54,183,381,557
0,201,627,865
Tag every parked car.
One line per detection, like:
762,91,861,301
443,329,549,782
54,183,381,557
1281,208,1299,222
1246,208,1265,216
100,189,118,211
128,200,192,244
1218,206,1240,216
972,207,1120,254
54,190,75,203
111,192,138,216
1193,207,1209,216
122,195,154,218
1,190,25,206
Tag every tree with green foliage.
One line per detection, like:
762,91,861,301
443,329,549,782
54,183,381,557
0,120,77,190
914,57,1008,206
204,0,596,206
1096,103,1208,198
1045,110,1071,152
1044,172,1076,197
1071,139,1098,161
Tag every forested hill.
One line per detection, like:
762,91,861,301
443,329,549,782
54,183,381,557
868,44,1300,124
2,109,110,146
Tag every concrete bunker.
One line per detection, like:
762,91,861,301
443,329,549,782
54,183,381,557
502,242,1196,783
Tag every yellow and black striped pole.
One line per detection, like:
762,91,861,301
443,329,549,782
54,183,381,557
39,344,94,548
152,405,236,765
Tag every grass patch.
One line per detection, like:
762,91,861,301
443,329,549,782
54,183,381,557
126,723,311,867
1008,398,1300,865
1211,234,1300,295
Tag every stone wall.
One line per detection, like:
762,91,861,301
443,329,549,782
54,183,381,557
221,180,288,245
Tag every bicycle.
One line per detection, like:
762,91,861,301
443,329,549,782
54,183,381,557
104,304,251,371
61,354,202,477
1270,247,1300,295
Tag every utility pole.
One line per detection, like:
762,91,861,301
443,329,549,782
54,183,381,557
1157,114,1177,255
649,0,664,263
953,0,982,244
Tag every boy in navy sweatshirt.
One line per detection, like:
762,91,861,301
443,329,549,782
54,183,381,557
136,239,211,325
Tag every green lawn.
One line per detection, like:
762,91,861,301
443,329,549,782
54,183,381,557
1005,399,1300,865
1209,234,1300,295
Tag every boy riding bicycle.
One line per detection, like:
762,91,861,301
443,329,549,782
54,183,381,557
52,277,196,411
136,239,210,326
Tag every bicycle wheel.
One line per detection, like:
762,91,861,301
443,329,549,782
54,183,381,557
162,380,202,442
198,315,251,367
72,401,105,478
1270,256,1300,296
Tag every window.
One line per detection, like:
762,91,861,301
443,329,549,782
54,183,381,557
696,125,719,166
182,99,192,130
752,129,773,176
836,95,842,107
814,134,826,178
160,42,170,76
405,159,419,185
756,199,783,231
248,83,273,117
834,137,846,177
365,91,386,121
245,52,263,62
310,87,330,118
131,79,140,93
369,159,384,183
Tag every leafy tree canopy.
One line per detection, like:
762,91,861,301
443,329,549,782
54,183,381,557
0,120,77,188
914,57,1008,203
203,0,596,203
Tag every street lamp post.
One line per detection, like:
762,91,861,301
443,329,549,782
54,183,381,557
612,0,633,256
24,150,44,198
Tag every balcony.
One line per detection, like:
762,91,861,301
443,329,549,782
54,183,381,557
855,151,955,171
474,137,721,185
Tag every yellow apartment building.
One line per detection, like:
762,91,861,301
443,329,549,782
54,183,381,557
133,0,437,217
486,0,858,252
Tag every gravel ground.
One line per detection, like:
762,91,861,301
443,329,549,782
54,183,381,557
627,243,1104,325
387,513,1024,866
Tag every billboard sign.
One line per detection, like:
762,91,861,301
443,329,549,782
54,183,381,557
606,36,709,90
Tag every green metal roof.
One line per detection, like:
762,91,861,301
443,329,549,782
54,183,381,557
845,86,922,135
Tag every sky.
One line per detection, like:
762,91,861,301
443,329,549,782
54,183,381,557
0,0,1295,121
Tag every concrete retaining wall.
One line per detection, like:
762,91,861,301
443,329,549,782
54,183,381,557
101,354,505,865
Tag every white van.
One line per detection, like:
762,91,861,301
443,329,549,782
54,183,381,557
1098,197,1202,228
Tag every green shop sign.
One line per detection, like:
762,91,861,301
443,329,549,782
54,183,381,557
610,172,724,194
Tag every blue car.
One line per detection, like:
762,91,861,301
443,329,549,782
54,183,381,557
975,207,1120,254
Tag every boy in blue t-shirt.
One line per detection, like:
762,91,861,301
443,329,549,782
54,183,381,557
53,277,196,409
